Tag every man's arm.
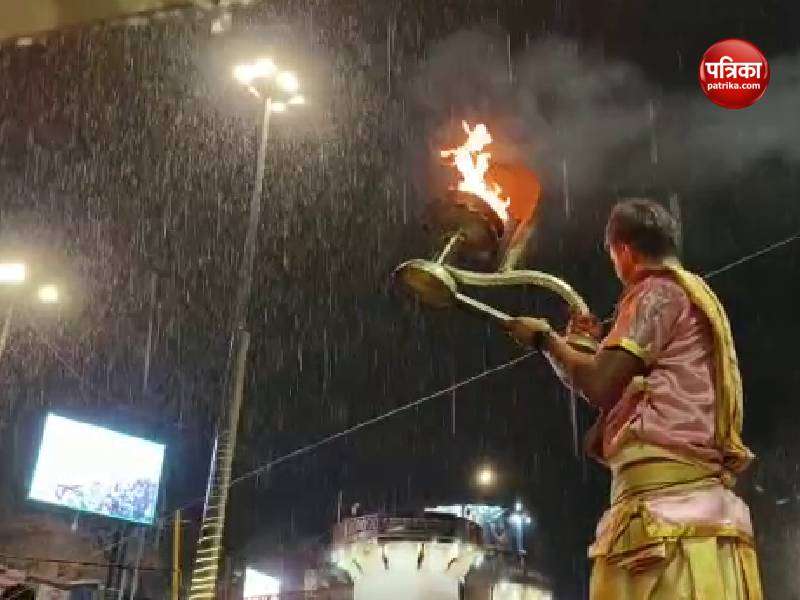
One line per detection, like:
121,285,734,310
507,275,688,410
541,331,645,411
505,316,645,410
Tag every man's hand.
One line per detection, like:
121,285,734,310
567,311,602,340
566,311,602,354
505,317,552,349
505,314,642,409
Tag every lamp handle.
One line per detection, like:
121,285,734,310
444,266,591,315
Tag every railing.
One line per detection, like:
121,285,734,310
332,514,483,547
244,588,351,600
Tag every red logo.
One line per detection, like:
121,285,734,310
699,39,770,109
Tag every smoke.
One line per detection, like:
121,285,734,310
408,30,800,200
659,51,800,182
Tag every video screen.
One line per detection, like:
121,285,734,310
28,414,165,524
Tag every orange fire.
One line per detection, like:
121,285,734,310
440,121,511,222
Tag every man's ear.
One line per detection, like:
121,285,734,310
620,243,637,263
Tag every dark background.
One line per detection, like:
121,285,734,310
1,1,799,597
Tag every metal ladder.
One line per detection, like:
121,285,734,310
187,428,234,600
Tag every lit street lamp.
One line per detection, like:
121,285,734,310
188,58,305,600
228,57,304,331
476,466,495,488
37,284,59,304
0,261,60,361
0,262,26,284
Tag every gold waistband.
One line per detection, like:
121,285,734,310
609,443,727,504
591,442,750,562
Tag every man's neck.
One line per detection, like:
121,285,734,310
627,255,680,285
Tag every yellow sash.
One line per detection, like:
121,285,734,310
664,263,754,473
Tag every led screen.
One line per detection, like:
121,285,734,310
29,414,165,524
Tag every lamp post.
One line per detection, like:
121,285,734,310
0,261,60,361
187,58,304,600
228,59,303,335
508,501,532,555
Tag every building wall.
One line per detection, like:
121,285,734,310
0,513,167,598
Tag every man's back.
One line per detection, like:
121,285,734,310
601,270,721,464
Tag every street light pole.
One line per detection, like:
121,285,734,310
188,94,274,600
189,58,303,599
0,303,13,362
0,261,60,363
233,95,272,331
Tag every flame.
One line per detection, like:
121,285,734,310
440,122,511,221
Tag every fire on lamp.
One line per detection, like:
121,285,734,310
394,121,591,326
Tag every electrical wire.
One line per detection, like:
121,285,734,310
182,227,800,514
7,227,799,569
228,350,539,487
702,230,800,280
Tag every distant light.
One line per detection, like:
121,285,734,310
233,64,254,84
276,71,299,93
270,102,287,113
0,262,26,284
493,581,553,599
243,568,280,598
233,58,276,85
37,284,59,304
254,58,277,78
288,95,305,105
514,501,523,512
210,12,231,34
476,466,494,487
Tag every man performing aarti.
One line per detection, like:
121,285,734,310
506,199,762,599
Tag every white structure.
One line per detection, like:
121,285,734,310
243,567,280,598
332,515,482,600
492,581,553,600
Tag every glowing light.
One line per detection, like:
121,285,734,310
476,466,494,487
210,13,231,34
270,102,287,113
37,284,59,304
440,121,511,221
288,95,305,105
243,568,280,598
276,71,299,93
515,501,523,512
233,65,254,84
233,58,276,84
0,262,26,284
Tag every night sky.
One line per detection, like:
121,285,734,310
1,1,799,597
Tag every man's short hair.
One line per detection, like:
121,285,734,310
604,198,680,259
